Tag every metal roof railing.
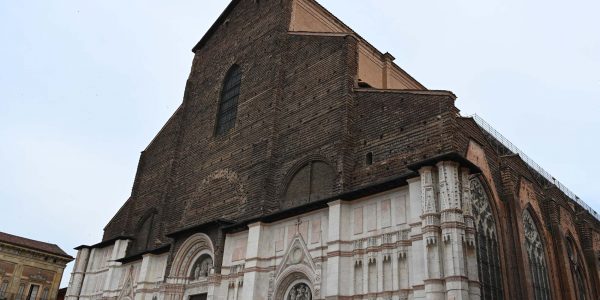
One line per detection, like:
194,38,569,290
470,114,600,222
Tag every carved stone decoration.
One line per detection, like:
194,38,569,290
270,234,319,300
190,254,213,280
420,167,437,214
183,169,247,225
117,266,135,300
286,282,312,300
29,272,48,282
290,247,304,265
522,210,551,300
470,177,504,300
168,233,215,284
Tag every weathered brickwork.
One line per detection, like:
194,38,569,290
91,0,599,299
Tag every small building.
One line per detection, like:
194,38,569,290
0,232,73,300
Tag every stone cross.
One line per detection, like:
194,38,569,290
295,218,303,234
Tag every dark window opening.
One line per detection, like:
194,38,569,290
357,80,372,88
40,288,49,300
16,284,25,300
0,280,9,297
189,294,207,300
26,285,39,300
366,152,374,165
215,65,242,136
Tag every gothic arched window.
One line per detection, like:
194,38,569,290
190,254,213,280
470,177,504,300
523,210,552,300
566,237,587,300
215,65,242,136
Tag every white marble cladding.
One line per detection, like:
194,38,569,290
66,161,482,300
66,239,168,300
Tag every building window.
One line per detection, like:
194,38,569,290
0,280,9,297
215,65,242,136
40,287,49,300
566,237,587,300
470,178,504,300
523,210,552,300
27,284,40,300
365,152,373,165
190,254,213,280
16,283,25,300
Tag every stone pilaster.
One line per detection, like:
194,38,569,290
437,162,469,300
242,222,264,300
66,248,90,300
326,200,343,298
419,166,444,300
103,240,129,298
461,168,480,299
407,177,423,291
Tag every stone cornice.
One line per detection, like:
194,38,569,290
0,242,72,265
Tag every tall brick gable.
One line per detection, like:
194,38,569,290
97,2,599,298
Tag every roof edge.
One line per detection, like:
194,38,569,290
74,235,133,250
354,88,457,99
191,0,242,52
0,241,73,260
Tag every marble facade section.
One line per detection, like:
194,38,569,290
65,163,486,300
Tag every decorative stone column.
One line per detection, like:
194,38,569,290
437,162,469,300
419,166,444,300
461,168,480,299
66,248,90,300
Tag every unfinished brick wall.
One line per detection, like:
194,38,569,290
98,0,599,298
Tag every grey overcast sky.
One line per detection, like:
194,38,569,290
1,0,599,288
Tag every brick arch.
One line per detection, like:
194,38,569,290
182,169,247,226
169,233,215,280
131,208,158,253
561,217,595,300
280,155,337,209
135,208,158,230
517,179,562,300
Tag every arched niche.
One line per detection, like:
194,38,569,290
189,253,214,281
282,160,336,209
274,270,315,300
132,208,157,254
170,233,215,280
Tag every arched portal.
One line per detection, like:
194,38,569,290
274,272,314,300
169,233,215,280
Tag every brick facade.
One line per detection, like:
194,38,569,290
91,0,599,299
